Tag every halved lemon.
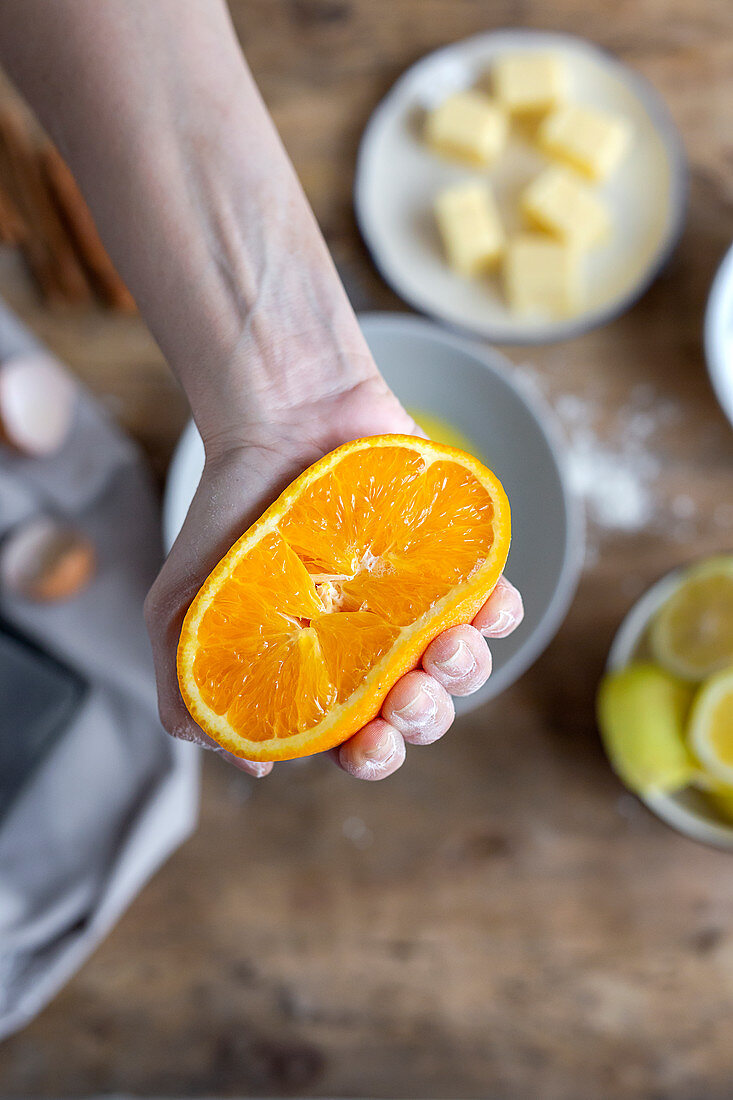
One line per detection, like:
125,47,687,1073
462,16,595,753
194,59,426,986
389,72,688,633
177,435,510,761
688,666,733,787
649,556,733,681
596,663,696,797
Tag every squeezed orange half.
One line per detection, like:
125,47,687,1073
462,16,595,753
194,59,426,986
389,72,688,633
177,435,511,761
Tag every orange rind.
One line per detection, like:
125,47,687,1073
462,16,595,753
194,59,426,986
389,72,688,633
177,435,511,760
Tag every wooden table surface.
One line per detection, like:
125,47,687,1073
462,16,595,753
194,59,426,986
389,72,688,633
2,2,733,1097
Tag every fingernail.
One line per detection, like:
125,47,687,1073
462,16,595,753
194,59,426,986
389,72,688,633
363,727,398,765
247,760,271,778
393,687,437,725
435,640,475,678
339,725,405,779
213,746,271,777
340,727,399,773
479,607,517,637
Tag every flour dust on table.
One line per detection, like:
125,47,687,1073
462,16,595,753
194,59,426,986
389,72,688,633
514,365,695,562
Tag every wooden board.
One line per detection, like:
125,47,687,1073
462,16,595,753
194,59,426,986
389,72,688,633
2,1,733,1096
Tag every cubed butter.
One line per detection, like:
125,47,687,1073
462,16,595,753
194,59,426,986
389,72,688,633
521,165,609,249
493,53,567,114
434,182,504,276
424,91,508,166
539,104,631,180
503,234,580,317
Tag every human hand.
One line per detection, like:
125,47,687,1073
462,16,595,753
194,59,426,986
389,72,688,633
0,0,523,779
145,375,524,781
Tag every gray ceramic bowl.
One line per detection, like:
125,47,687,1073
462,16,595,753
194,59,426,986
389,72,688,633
164,312,584,711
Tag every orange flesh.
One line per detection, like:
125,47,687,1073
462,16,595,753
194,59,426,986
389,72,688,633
178,438,510,760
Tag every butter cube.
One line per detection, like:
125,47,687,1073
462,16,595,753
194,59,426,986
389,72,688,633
521,165,609,249
424,91,508,166
503,234,580,316
435,182,504,276
493,53,567,114
539,104,631,180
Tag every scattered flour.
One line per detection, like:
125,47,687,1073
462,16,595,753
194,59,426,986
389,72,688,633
557,392,661,532
514,365,684,548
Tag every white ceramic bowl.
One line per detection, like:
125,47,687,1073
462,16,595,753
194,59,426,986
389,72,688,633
164,312,584,712
607,567,733,850
355,28,687,344
704,241,733,430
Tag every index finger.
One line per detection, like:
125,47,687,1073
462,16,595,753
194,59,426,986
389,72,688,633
471,575,524,638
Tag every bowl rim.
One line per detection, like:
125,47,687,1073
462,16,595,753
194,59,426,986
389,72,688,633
354,26,689,346
606,563,733,850
704,239,733,430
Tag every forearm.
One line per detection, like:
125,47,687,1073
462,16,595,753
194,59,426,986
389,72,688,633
0,0,376,448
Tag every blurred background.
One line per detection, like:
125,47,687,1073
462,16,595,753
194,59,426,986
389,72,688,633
1,1,733,1097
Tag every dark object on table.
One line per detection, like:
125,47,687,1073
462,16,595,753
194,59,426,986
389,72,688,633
0,619,86,823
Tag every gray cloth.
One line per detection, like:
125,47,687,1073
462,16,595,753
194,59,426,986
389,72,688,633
0,306,199,1041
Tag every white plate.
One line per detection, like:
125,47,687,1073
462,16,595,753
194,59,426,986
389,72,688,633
164,312,584,712
607,568,733,850
355,29,687,344
704,240,733,430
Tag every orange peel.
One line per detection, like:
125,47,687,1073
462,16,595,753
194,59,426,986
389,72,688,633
177,435,511,761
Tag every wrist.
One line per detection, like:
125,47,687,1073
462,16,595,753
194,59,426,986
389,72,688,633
168,136,384,449
192,325,385,460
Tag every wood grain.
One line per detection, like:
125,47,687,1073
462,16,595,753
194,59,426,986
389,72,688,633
2,1,733,1097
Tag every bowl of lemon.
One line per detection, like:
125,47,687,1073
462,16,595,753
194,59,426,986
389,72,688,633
599,554,733,848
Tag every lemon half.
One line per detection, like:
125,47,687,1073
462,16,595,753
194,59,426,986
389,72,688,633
649,556,733,681
688,666,733,787
597,663,696,797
